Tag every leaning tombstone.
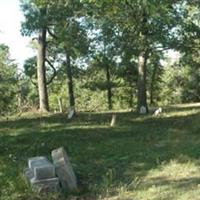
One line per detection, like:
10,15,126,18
51,147,77,192
153,107,162,116
67,106,75,119
110,113,116,127
24,156,60,193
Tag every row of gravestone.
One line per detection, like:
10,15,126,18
24,147,77,193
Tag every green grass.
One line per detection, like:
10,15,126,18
1,103,200,200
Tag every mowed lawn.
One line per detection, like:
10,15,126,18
1,103,200,200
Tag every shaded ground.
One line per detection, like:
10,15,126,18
0,103,200,199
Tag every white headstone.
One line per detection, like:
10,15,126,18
153,107,162,116
51,147,77,191
110,114,116,127
68,107,75,119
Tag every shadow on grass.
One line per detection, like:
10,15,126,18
0,109,200,198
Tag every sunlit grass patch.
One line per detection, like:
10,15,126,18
102,158,200,200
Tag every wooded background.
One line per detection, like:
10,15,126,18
1,0,200,114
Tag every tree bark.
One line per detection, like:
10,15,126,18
105,63,112,110
137,50,148,114
129,82,134,109
150,64,158,105
57,97,63,113
65,52,75,109
37,28,49,112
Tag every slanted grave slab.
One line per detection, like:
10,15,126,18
51,147,77,191
68,107,75,119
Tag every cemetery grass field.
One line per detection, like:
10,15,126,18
1,103,200,200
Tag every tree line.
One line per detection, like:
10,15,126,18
0,0,200,115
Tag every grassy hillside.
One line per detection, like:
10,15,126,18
0,103,200,200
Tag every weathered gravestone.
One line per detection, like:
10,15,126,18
24,156,60,193
110,113,116,127
67,106,75,119
51,147,77,191
140,106,147,114
153,107,162,116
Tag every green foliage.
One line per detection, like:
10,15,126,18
160,64,183,105
20,0,47,35
180,56,200,103
18,0,200,112
24,56,37,79
54,19,89,59
0,44,18,114
146,51,164,105
3,1,200,199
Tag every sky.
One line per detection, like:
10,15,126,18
0,0,34,68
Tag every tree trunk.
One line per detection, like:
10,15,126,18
65,52,75,110
150,65,158,105
129,82,134,109
105,63,112,110
37,28,49,112
57,97,63,113
137,51,148,114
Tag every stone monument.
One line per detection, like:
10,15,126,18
24,156,60,193
110,113,116,127
153,107,162,116
51,147,77,191
140,106,147,114
67,106,75,119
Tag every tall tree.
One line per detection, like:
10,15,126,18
46,1,89,112
37,15,49,112
21,0,56,112
147,51,164,105
176,1,200,102
89,19,119,110
83,0,186,113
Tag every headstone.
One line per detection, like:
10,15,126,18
68,107,75,119
28,156,47,169
28,156,56,180
24,167,34,183
153,107,162,116
140,106,147,114
51,147,77,191
110,114,116,127
24,156,60,193
30,177,60,193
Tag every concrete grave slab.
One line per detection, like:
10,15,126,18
30,177,60,193
51,147,77,191
28,156,56,180
25,156,60,193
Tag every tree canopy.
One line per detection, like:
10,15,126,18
1,0,200,114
